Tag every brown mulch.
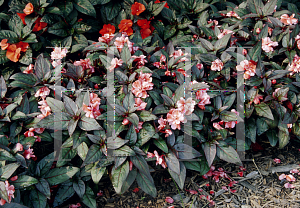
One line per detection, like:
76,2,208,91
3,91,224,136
64,138,300,208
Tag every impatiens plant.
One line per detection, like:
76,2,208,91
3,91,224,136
1,0,300,207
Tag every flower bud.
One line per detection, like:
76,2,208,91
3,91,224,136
122,118,129,125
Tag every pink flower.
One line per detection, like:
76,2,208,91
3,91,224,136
134,122,143,133
211,59,223,71
213,122,223,130
158,117,167,131
83,104,100,119
132,55,148,68
165,129,172,137
154,150,167,168
51,47,68,60
287,124,293,128
134,98,147,110
262,37,278,53
122,118,129,125
131,72,154,98
236,60,257,79
147,152,155,158
286,174,296,182
98,33,114,44
253,94,264,104
24,128,35,137
38,99,51,116
69,203,81,208
237,171,243,177
34,136,41,142
176,97,196,115
13,143,23,152
207,19,218,26
256,28,261,34
23,146,36,159
108,57,123,72
3,181,14,203
272,88,288,101
10,176,18,181
290,169,299,174
280,14,298,25
209,190,214,195
114,34,137,53
279,174,286,180
239,166,246,171
284,183,295,188
89,93,101,109
167,109,186,130
23,64,33,74
224,109,239,128
34,128,45,134
35,86,50,98
165,196,174,203
217,29,234,39
97,190,103,196
74,58,94,73
169,49,188,63
196,63,203,69
273,158,281,163
228,181,238,187
52,59,62,68
226,11,240,19
222,186,228,190
288,54,300,75
196,86,211,110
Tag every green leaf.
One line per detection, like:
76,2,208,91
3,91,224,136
120,167,137,194
127,113,139,128
113,145,136,156
245,117,256,142
0,181,8,202
220,111,237,122
216,141,242,165
35,152,55,177
256,117,269,136
73,0,96,17
73,179,85,198
137,123,156,146
164,25,176,40
136,171,157,197
79,116,102,131
278,121,289,149
266,130,278,147
152,2,166,16
130,155,151,180
203,143,216,167
46,97,65,113
81,144,102,167
199,38,213,51
111,161,129,194
10,73,37,88
120,44,131,64
168,161,186,190
35,112,71,130
53,182,75,207
35,178,50,199
44,166,79,186
153,137,168,153
0,75,7,98
262,0,277,15
63,95,78,116
123,93,135,112
0,148,16,162
9,14,23,37
30,188,47,208
0,163,19,180
82,186,96,208
137,110,157,122
91,165,106,184
165,151,180,175
248,40,262,62
214,33,231,51
107,137,128,149
104,2,121,21
174,144,201,159
10,175,38,189
255,103,274,120
35,54,51,81
183,159,209,176
0,30,18,41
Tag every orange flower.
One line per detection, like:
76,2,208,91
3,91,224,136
118,19,133,31
23,3,34,15
137,19,150,29
140,28,151,39
32,18,47,32
16,42,29,52
17,13,27,25
99,24,115,36
131,2,145,16
6,44,21,62
123,28,133,36
154,0,169,8
0,39,9,50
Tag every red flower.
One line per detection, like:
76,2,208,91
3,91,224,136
16,42,29,52
17,13,27,25
6,44,21,62
209,190,214,195
133,188,139,193
154,0,169,8
131,2,146,16
140,28,151,39
32,18,47,32
99,24,115,36
237,171,243,177
165,196,174,203
137,19,150,29
118,19,133,35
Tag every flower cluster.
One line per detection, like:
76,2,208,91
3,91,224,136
131,72,154,98
83,93,101,119
0,181,15,205
0,39,29,62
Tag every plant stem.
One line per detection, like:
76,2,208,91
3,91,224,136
171,175,184,207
